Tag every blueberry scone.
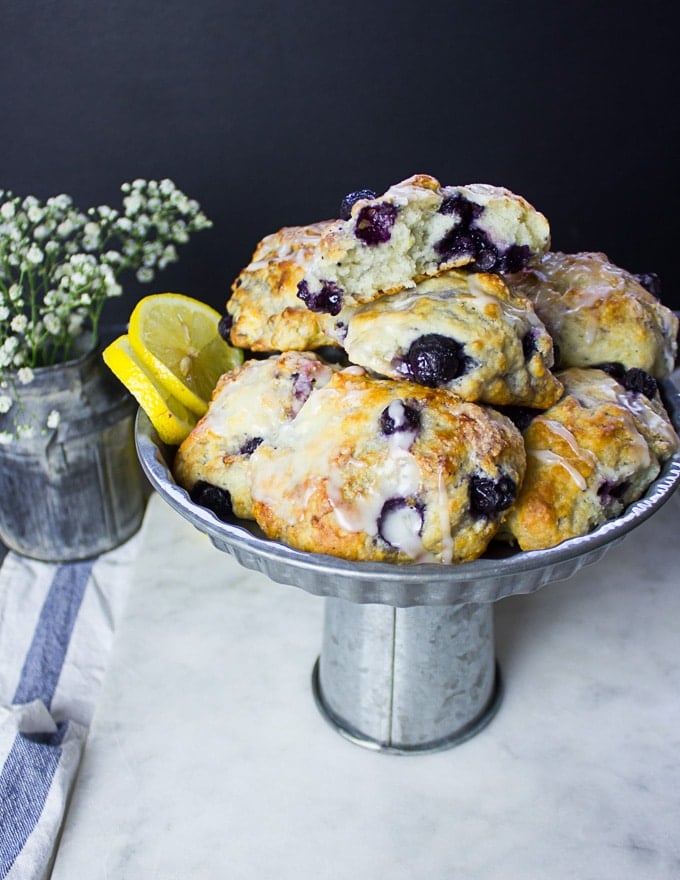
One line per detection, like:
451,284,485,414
505,251,678,377
502,367,679,551
227,173,550,352
174,352,336,520
226,222,345,352
249,368,526,564
344,270,563,408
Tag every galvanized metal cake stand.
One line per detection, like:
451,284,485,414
135,379,680,755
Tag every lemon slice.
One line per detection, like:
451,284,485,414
128,292,243,417
103,334,197,445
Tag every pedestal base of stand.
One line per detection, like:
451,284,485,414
313,598,501,754
312,659,502,754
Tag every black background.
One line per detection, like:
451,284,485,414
3,0,679,329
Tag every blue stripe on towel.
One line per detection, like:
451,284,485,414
12,560,94,708
0,722,69,877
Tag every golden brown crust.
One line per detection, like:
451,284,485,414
503,367,679,551
344,270,564,408
249,369,526,563
227,174,550,352
505,252,678,377
173,352,337,519
228,223,343,351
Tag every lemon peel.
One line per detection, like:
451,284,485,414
128,292,243,416
103,334,197,445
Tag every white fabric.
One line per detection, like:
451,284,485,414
0,531,141,880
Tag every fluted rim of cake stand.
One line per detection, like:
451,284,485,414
135,378,680,607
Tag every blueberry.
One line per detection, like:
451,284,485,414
297,279,344,315
469,233,499,272
239,436,263,456
469,473,517,518
436,195,532,273
621,367,657,399
354,202,399,245
379,400,421,436
597,479,630,507
599,363,657,399
438,194,484,225
377,497,425,549
496,244,532,274
436,225,504,271
401,334,469,387
493,405,540,431
596,361,626,381
632,272,662,298
521,329,539,360
291,369,322,402
339,188,377,220
189,480,233,521
218,313,233,341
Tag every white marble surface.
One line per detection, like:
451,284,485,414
52,489,680,880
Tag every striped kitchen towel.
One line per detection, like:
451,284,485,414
0,533,141,880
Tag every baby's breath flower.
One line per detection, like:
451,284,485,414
25,244,44,265
1,178,211,413
0,431,13,445
57,218,75,238
10,314,28,333
136,266,154,283
44,313,62,335
67,313,85,336
33,224,51,241
102,249,123,265
123,193,142,215
158,244,177,270
115,217,133,233
46,409,60,429
0,395,12,414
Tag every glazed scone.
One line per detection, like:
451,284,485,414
502,367,679,551
227,222,346,352
505,251,678,377
174,352,336,520
249,368,526,564
344,270,563,408
227,173,550,351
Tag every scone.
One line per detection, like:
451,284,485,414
249,368,526,564
344,270,563,408
503,367,679,551
227,173,550,352
227,222,346,352
505,251,678,377
174,352,337,520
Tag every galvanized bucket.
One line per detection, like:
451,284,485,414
0,344,147,561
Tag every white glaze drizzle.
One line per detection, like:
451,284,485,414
529,449,588,490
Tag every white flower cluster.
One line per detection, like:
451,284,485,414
0,178,211,439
